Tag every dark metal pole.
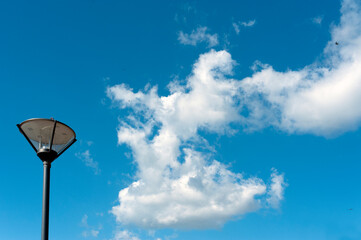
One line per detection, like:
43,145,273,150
41,161,51,240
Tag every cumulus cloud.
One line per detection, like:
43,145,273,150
178,26,219,47
108,0,361,232
108,49,285,230
76,150,100,175
241,0,361,137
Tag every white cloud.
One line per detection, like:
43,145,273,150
76,150,100,175
312,15,323,25
241,0,361,137
114,230,140,240
108,0,361,232
107,49,285,230
81,214,89,226
81,214,101,238
232,22,240,35
240,19,256,27
178,27,219,47
233,20,256,34
82,230,99,238
267,169,287,208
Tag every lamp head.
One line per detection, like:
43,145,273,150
17,118,77,162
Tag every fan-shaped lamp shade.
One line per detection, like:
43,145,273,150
17,118,77,162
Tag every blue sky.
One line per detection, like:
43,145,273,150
1,0,361,239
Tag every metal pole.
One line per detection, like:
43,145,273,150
41,161,51,240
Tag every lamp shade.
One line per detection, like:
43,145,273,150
17,118,76,162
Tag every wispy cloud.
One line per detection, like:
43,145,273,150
312,15,323,25
178,26,218,47
76,150,100,175
232,22,240,34
267,169,286,208
81,214,101,238
113,230,140,240
233,20,256,34
241,19,256,27
82,230,99,238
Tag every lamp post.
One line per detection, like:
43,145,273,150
17,118,77,240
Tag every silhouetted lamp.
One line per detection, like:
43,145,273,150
17,118,77,240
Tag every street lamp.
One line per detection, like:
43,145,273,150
17,118,77,240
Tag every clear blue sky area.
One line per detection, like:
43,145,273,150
1,0,361,240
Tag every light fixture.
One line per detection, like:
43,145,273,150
17,118,77,240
